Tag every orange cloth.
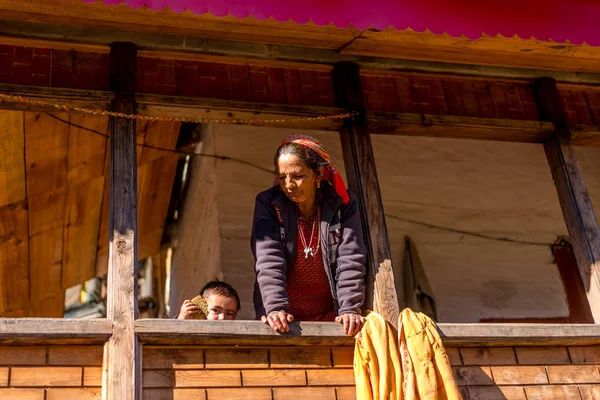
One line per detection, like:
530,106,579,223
354,310,461,400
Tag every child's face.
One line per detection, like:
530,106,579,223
205,293,238,320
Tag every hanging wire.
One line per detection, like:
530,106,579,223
45,113,276,175
1,93,355,125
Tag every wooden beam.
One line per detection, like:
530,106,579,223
366,111,557,143
135,319,600,347
534,77,600,323
136,94,345,131
333,61,401,328
3,84,600,146
0,83,111,110
104,42,141,400
438,323,600,347
3,18,600,84
0,318,112,344
135,319,355,346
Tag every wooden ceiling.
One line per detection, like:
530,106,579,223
1,0,600,73
0,110,181,317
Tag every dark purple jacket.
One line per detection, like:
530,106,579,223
251,183,367,318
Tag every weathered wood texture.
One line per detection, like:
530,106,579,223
4,84,600,147
6,40,600,133
151,250,168,319
439,323,600,347
137,94,344,131
0,84,111,109
0,319,112,344
333,62,400,327
0,110,180,317
105,42,141,400
0,200,29,316
0,40,110,90
0,110,106,317
140,339,600,400
554,242,595,323
25,112,69,317
0,343,103,399
136,319,600,347
136,320,355,347
367,112,557,143
534,78,600,323
142,344,354,400
0,111,25,207
62,114,107,291
95,119,181,276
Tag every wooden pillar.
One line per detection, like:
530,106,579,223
332,62,401,327
104,42,141,400
152,249,169,319
534,77,600,323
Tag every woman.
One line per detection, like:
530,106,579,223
251,134,367,337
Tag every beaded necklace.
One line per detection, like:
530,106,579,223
298,206,320,258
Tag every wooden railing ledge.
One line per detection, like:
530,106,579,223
135,319,355,346
438,323,600,346
0,318,113,344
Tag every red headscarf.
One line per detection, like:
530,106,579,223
275,134,350,204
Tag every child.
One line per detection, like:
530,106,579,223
177,280,240,320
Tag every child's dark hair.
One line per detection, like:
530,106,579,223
200,280,240,311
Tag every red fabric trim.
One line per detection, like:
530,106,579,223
84,0,600,45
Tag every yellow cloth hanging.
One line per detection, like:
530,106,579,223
354,310,461,400
354,312,402,400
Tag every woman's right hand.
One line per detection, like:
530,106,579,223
261,311,294,332
177,299,201,320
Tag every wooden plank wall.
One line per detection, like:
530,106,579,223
0,344,104,400
95,120,181,276
0,110,181,317
140,343,600,400
142,345,356,400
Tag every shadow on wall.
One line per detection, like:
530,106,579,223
453,366,509,399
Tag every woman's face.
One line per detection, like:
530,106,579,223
276,153,319,205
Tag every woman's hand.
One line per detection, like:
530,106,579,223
261,311,294,333
177,300,201,320
335,313,365,336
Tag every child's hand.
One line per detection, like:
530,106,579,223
178,300,203,319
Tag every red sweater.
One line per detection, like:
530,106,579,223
287,212,335,321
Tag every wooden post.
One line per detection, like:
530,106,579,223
332,62,401,327
104,42,141,400
152,250,169,319
534,77,600,323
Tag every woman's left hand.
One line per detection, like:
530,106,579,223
335,313,366,337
